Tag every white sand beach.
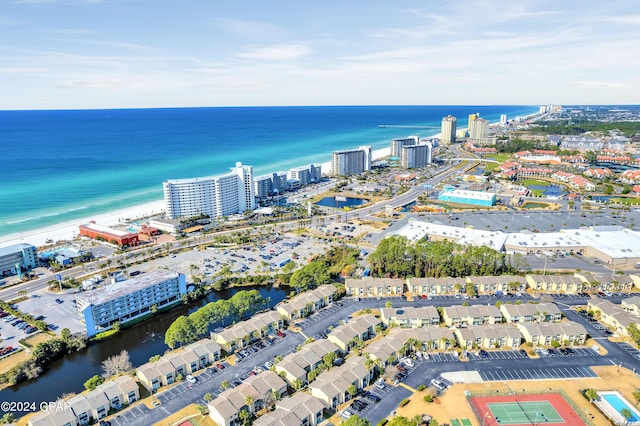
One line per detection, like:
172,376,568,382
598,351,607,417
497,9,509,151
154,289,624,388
0,144,397,249
0,200,166,249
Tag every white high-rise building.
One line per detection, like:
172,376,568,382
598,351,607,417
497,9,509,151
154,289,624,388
163,162,255,219
440,116,457,145
391,136,419,157
500,114,507,125
400,142,432,169
331,146,372,176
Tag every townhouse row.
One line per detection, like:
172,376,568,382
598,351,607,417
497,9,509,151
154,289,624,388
28,376,139,426
379,303,562,329
588,296,640,337
275,285,337,321
345,273,640,297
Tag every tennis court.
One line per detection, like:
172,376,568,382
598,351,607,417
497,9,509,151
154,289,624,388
470,393,586,426
487,400,563,424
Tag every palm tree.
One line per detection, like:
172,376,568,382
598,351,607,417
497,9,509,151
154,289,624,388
220,380,229,391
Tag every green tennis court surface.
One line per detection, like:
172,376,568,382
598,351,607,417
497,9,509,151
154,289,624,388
487,400,563,424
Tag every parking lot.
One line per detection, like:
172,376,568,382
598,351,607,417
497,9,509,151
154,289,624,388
16,291,85,335
479,366,597,381
615,342,640,360
466,349,529,362
110,404,149,426
534,347,599,358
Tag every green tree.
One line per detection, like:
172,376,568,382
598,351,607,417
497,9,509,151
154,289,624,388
633,390,640,406
164,315,196,348
220,380,230,390
621,408,633,425
585,388,598,402
196,403,208,415
342,415,371,426
385,301,393,309
203,392,213,402
388,416,414,426
149,355,161,362
238,408,252,426
347,384,358,397
0,413,15,425
83,375,105,391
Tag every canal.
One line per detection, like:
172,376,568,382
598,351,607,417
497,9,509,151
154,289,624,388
0,285,288,418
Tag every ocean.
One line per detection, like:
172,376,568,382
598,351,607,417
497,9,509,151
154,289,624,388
0,105,537,238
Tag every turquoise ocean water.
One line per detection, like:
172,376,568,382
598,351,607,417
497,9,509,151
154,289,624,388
0,106,537,238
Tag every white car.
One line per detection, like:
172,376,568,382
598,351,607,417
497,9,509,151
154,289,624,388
374,379,386,390
340,409,354,419
430,379,446,391
401,358,414,368
186,375,197,384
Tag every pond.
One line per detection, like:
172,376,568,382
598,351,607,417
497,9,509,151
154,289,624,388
315,196,368,209
528,184,563,197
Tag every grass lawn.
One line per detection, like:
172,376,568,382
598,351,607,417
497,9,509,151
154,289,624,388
0,333,53,375
522,202,552,209
484,153,512,163
519,179,550,187
609,197,640,205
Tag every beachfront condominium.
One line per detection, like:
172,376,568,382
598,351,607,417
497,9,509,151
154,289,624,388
500,114,508,125
390,136,419,158
289,164,322,187
254,171,288,200
331,146,372,176
0,243,37,277
469,118,489,139
400,142,432,169
76,270,187,337
163,162,255,219
441,115,457,144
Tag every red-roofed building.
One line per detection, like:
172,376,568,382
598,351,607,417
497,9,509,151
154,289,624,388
79,222,139,246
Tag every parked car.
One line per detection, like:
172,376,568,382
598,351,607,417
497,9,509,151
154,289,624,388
55,299,64,304
374,379,386,390
363,391,381,403
185,375,197,384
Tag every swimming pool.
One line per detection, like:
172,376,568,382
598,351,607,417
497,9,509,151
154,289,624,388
597,391,640,424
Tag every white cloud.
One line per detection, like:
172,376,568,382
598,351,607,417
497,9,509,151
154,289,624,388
236,43,311,61
58,78,125,88
572,81,629,89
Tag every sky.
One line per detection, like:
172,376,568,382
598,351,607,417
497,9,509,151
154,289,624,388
1,0,639,110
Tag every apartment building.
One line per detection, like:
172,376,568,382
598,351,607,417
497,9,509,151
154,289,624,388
276,284,337,321
163,161,255,219
327,314,381,353
364,328,454,367
253,392,327,426
380,306,440,328
0,243,37,277
441,115,457,144
588,299,638,336
500,303,562,323
517,321,588,346
331,146,372,176
454,324,523,349
208,371,288,426
406,277,468,296
309,356,373,409
275,339,340,385
28,376,139,426
442,305,503,327
525,274,585,294
211,310,283,352
344,277,404,297
76,270,187,337
400,143,431,169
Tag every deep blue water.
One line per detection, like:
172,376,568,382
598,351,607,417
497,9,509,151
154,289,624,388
0,106,537,238
315,196,368,208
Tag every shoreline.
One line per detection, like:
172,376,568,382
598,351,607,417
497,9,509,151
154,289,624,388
0,148,397,249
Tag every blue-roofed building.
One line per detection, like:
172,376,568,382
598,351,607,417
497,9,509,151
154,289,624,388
75,270,187,337
0,243,38,277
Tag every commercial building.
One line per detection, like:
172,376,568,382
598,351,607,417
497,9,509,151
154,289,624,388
441,115,457,144
391,136,419,157
0,243,37,277
76,270,187,337
78,222,139,247
331,146,372,176
400,142,432,169
438,188,496,206
163,162,255,219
